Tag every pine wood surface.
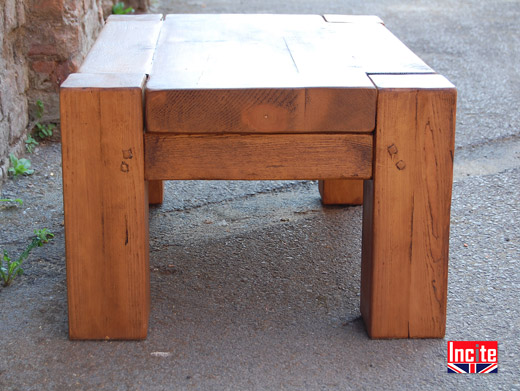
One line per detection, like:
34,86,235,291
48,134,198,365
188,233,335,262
147,180,164,204
60,14,456,340
79,16,163,74
323,15,384,24
318,179,364,205
61,74,150,340
144,133,373,180
360,74,456,338
145,14,425,133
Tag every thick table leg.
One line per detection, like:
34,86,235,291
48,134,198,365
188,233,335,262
318,179,364,205
148,180,164,205
61,74,150,339
361,75,456,338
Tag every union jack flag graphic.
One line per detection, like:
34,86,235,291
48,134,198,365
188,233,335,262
447,341,498,374
447,363,498,374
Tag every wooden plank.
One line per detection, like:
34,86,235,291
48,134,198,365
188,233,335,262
162,14,326,42
107,14,163,22
61,73,150,340
360,74,456,338
61,73,147,89
144,133,373,180
347,23,433,74
323,15,384,24
318,179,364,205
369,74,456,89
145,14,377,133
146,86,376,133
147,88,304,133
304,88,376,133
147,180,164,205
79,16,162,74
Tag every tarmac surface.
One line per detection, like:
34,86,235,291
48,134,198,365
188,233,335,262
1,0,519,390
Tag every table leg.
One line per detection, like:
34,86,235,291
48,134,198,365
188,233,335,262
360,75,456,338
148,180,164,205
61,74,150,339
318,179,364,205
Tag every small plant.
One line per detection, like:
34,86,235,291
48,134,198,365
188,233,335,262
35,100,55,140
112,2,134,14
8,154,34,178
0,198,23,206
1,228,54,287
36,122,55,139
25,135,39,153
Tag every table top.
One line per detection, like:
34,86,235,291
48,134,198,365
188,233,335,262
148,14,432,91
69,14,440,134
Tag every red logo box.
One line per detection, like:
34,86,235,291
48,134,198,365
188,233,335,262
447,341,498,373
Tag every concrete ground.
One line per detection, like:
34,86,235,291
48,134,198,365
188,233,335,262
1,0,519,389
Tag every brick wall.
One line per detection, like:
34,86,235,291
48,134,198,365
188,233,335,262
0,0,149,183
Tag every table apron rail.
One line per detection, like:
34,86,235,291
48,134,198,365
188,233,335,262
144,133,373,180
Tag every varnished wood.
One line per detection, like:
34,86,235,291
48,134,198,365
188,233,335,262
318,179,364,205
147,180,164,205
145,14,379,133
369,74,456,89
60,15,164,340
79,17,162,74
360,74,456,338
349,23,433,74
61,73,146,89
61,14,456,341
146,86,376,133
61,75,150,340
144,133,373,180
323,15,384,24
107,14,163,22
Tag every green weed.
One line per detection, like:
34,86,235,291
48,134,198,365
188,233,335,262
25,135,39,153
35,122,55,139
112,2,134,14
8,154,34,178
0,198,23,206
1,229,54,287
35,100,55,140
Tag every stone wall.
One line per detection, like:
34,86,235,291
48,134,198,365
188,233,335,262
0,0,149,184
1,0,28,182
26,0,105,123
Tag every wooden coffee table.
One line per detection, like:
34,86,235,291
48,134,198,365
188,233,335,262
60,14,456,340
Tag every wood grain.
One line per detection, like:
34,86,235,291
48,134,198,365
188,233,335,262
144,133,373,180
146,86,376,133
145,14,379,133
61,14,455,341
61,73,150,340
360,74,456,338
79,17,162,74
318,179,364,205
